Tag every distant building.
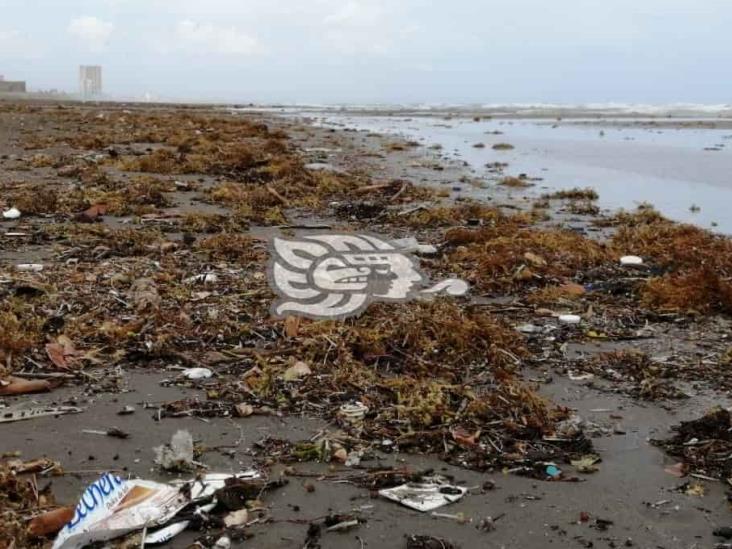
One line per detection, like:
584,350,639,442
0,74,27,93
79,65,102,98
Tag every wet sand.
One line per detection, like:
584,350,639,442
301,113,732,233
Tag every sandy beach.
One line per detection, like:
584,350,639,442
2,99,732,549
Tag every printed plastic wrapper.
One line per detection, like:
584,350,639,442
52,473,189,549
53,470,261,548
378,476,467,512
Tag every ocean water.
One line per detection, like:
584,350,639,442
312,114,732,234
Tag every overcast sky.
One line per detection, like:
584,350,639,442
0,0,730,104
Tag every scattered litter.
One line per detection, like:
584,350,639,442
406,535,457,548
338,402,369,427
52,473,189,549
118,405,135,415
185,273,219,284
223,509,249,527
431,511,470,524
82,427,130,439
378,476,467,512
326,518,361,532
392,237,438,255
568,371,594,381
182,367,213,380
516,323,541,334
558,314,581,324
620,255,643,266
0,405,82,424
571,455,601,473
620,255,644,266
154,429,195,471
51,470,263,548
214,535,232,549
2,207,21,219
283,361,312,381
545,464,562,479
15,263,44,272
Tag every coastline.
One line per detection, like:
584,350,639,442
1,99,732,548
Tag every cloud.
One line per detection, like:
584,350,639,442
67,16,114,51
0,29,43,59
172,20,262,56
320,1,419,56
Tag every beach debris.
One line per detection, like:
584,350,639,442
15,263,44,272
2,207,21,219
545,464,562,479
653,408,732,480
214,536,232,549
571,455,601,473
620,255,644,266
406,535,457,549
0,405,81,423
182,367,213,380
378,476,467,512
51,470,263,548
223,509,249,528
118,405,135,415
714,527,732,539
185,273,219,285
338,402,369,428
664,463,685,477
154,429,195,471
82,427,130,439
283,360,312,381
392,236,438,255
516,323,541,334
52,473,188,549
558,314,581,324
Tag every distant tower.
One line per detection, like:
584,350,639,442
79,65,102,98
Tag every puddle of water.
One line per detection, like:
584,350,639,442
313,114,732,233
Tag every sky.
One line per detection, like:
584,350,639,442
0,0,730,104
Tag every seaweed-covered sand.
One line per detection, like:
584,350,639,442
2,100,732,548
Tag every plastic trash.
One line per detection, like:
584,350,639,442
214,536,232,549
185,273,219,284
2,207,21,219
54,470,261,548
516,323,541,334
154,430,195,471
283,361,312,381
52,473,189,549
16,263,44,272
392,237,438,255
0,405,82,424
620,255,643,266
338,402,369,426
545,464,562,478
558,314,581,324
182,367,213,380
378,476,467,512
